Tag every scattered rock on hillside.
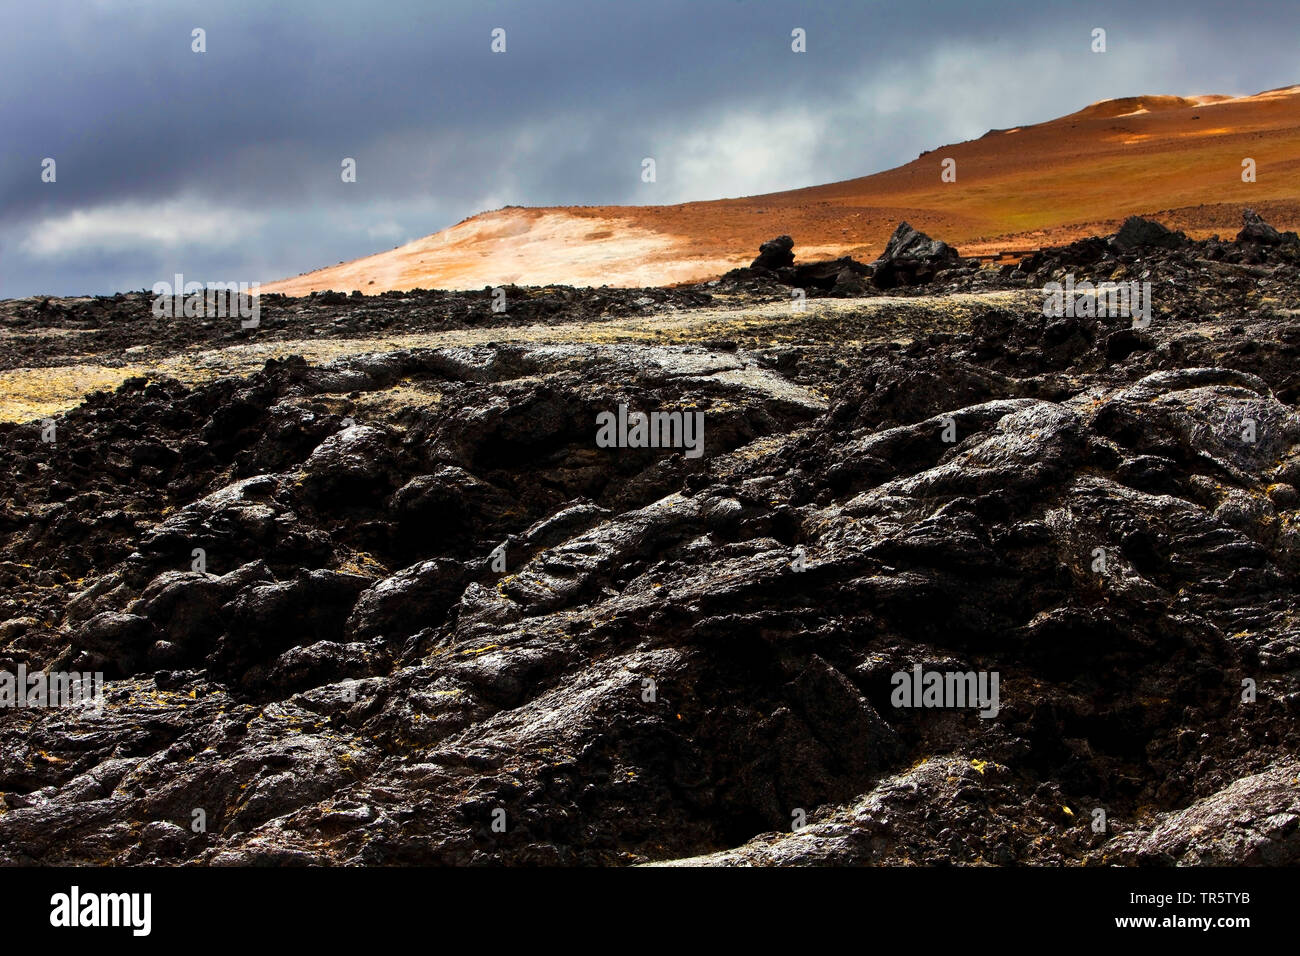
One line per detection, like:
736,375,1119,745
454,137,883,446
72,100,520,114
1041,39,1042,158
723,240,873,297
1112,215,1188,251
871,221,961,288
1237,208,1297,246
751,235,796,270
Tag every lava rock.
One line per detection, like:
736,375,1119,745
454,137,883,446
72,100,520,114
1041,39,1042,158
872,222,960,288
1237,207,1290,245
750,235,795,270
1112,215,1188,251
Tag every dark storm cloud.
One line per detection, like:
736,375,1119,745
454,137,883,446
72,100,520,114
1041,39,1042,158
1,0,1296,296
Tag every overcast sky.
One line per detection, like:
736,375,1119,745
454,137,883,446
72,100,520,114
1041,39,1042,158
2,0,1295,297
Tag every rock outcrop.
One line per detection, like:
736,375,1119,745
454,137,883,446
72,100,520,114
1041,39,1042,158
1237,207,1299,246
1113,215,1189,251
871,221,962,288
750,235,795,270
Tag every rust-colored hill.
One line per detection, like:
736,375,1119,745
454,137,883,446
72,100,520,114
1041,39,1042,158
263,85,1300,294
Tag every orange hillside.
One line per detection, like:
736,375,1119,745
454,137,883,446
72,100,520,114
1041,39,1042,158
262,85,1300,294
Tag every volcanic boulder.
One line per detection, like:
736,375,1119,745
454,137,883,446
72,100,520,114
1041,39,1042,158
871,221,960,288
1236,208,1297,246
1112,215,1188,252
750,235,796,271
725,238,872,296
791,257,874,293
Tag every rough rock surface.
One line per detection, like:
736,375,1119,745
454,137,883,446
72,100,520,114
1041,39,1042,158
872,222,962,288
1113,215,1190,252
750,235,796,271
1,213,1299,865
1237,207,1300,247
733,236,874,296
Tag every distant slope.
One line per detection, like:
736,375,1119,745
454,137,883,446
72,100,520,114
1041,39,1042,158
262,85,1300,294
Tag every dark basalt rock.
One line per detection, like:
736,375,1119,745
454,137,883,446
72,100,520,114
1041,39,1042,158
1237,207,1299,246
1102,761,1300,865
1,217,1300,866
872,221,961,288
791,256,874,292
750,235,795,270
1112,215,1189,251
722,250,874,297
879,220,959,262
346,558,467,641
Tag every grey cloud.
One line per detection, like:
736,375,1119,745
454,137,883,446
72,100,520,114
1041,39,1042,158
1,0,1295,296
